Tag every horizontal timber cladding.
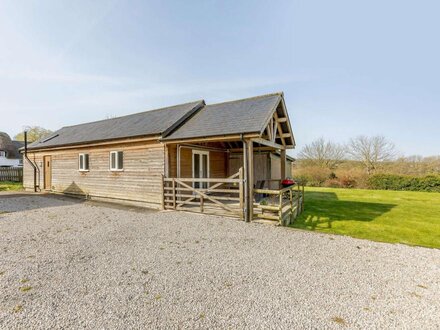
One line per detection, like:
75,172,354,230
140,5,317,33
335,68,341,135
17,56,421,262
23,140,166,208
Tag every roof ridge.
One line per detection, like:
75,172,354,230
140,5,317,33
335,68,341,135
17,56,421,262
206,92,283,107
61,100,204,129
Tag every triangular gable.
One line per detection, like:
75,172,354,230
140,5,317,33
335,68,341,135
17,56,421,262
259,94,295,148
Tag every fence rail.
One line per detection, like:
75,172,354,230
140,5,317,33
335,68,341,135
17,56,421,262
253,184,304,226
0,167,23,182
162,168,244,219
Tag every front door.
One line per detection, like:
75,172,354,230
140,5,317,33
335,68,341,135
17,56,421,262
192,150,209,189
43,155,52,190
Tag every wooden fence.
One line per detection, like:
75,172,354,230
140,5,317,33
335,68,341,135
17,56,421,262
0,167,23,182
253,184,304,226
162,168,244,218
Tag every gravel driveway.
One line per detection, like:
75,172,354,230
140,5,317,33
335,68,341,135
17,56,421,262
1,193,439,329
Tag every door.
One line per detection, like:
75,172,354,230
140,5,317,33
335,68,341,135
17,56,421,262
192,150,209,189
43,155,52,190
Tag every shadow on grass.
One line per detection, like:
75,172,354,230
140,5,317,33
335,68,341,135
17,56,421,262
293,191,396,231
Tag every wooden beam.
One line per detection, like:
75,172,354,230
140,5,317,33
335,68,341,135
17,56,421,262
279,96,296,147
229,146,273,152
164,145,169,178
280,149,286,179
267,119,273,141
273,112,286,146
277,117,287,123
272,119,278,143
162,133,259,145
251,138,284,150
247,139,254,221
242,139,249,222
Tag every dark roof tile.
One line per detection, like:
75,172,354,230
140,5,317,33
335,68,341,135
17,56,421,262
162,93,282,141
29,100,204,149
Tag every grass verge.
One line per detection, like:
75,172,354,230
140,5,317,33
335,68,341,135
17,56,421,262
0,181,23,192
291,187,440,249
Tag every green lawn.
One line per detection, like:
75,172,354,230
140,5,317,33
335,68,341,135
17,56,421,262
292,187,440,249
0,181,23,192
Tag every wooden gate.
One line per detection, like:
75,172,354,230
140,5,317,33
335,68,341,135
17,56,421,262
162,168,244,219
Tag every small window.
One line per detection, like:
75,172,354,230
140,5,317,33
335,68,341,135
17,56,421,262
0,151,6,157
110,151,123,171
79,153,89,171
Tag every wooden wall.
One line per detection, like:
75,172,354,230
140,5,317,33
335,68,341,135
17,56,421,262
167,145,228,178
23,140,165,208
228,152,269,183
270,153,293,179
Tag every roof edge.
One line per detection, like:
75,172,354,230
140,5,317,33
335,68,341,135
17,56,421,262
24,134,162,152
207,91,283,108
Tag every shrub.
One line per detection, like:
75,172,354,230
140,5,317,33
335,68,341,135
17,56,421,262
367,174,440,192
295,166,332,187
339,176,357,188
324,179,342,188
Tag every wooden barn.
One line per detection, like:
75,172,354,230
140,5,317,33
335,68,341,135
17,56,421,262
23,92,303,224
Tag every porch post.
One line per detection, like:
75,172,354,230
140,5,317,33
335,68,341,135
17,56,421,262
247,140,254,221
164,144,169,178
280,149,286,180
242,139,249,222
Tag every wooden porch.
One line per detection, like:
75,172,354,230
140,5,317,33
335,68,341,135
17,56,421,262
160,93,303,225
161,169,304,225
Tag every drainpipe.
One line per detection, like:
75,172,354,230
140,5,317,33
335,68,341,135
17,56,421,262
24,131,38,192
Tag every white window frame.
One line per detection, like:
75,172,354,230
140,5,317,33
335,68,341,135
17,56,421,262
78,153,89,172
192,150,209,190
109,151,123,171
0,151,6,157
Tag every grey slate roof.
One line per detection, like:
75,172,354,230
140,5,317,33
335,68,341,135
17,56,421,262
27,92,287,150
162,93,282,141
28,101,204,149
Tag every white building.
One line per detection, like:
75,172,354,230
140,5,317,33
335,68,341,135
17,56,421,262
0,132,23,168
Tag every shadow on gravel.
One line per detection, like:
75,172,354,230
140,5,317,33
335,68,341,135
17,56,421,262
293,191,396,230
0,193,84,213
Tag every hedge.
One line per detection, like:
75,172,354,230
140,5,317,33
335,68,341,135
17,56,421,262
367,174,440,192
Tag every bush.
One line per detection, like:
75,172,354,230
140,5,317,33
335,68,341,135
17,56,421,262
295,166,332,187
339,176,357,188
367,174,440,192
324,179,342,188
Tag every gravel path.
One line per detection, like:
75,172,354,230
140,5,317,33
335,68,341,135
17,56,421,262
0,193,439,329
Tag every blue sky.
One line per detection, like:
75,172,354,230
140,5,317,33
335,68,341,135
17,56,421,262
0,0,439,157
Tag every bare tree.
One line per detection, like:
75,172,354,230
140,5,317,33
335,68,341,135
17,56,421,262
14,126,53,143
347,135,396,174
298,137,346,169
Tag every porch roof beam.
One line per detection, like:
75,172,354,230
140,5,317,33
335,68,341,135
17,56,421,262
251,138,285,150
161,133,259,145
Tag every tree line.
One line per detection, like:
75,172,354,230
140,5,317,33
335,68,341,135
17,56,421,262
298,135,396,174
296,136,440,189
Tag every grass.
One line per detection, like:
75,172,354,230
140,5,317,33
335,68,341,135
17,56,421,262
0,181,23,192
291,187,440,249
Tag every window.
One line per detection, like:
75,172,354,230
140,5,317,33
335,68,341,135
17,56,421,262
0,151,6,157
79,153,89,171
110,151,123,171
